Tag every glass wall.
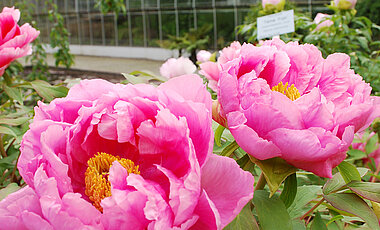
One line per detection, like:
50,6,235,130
0,0,330,50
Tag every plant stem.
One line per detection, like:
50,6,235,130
371,163,380,182
254,173,267,191
0,135,7,158
300,197,325,220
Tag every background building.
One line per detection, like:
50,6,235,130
1,0,330,60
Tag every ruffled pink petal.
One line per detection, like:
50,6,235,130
190,191,221,230
199,61,220,82
267,126,354,177
296,88,334,130
227,111,281,160
200,154,254,228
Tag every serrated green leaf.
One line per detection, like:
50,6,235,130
337,161,361,184
250,156,297,196
223,203,259,230
323,167,368,195
323,193,380,230
311,211,328,230
253,190,292,230
280,173,297,208
347,181,380,203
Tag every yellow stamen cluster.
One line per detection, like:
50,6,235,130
85,152,140,212
271,82,301,101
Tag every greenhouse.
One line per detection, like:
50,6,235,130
0,0,379,229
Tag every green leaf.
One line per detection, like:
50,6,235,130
323,167,368,195
0,183,20,201
223,203,259,230
236,153,256,172
3,85,23,104
0,117,30,126
250,157,297,196
291,219,306,230
280,173,297,208
323,193,380,230
214,125,225,147
288,185,321,219
347,181,380,203
336,161,361,184
221,140,240,157
347,149,367,160
365,134,379,155
253,190,292,230
30,80,68,102
311,211,327,230
0,125,17,137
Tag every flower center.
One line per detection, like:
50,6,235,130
85,152,140,212
271,82,301,101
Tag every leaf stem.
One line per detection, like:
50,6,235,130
0,135,7,158
371,163,380,182
254,173,267,191
300,197,325,220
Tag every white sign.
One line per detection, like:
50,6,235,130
257,10,295,40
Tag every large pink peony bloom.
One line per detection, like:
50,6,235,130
199,41,242,91
314,13,334,31
0,7,39,76
160,57,196,79
216,38,380,178
0,76,254,229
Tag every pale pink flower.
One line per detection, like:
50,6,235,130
199,41,242,91
0,76,254,229
216,38,380,178
196,50,212,63
160,57,196,78
334,0,357,9
314,13,334,31
0,7,39,76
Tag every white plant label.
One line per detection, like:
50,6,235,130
257,10,295,40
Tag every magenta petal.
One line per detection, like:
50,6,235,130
158,74,212,110
191,191,221,230
201,154,254,228
267,127,350,177
228,111,281,160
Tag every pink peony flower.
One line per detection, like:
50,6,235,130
352,132,380,166
333,0,357,10
216,38,380,178
262,0,286,12
199,41,242,91
196,50,212,63
314,13,334,31
0,76,254,229
0,7,39,76
160,57,196,79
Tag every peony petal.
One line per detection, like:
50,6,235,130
200,154,254,228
